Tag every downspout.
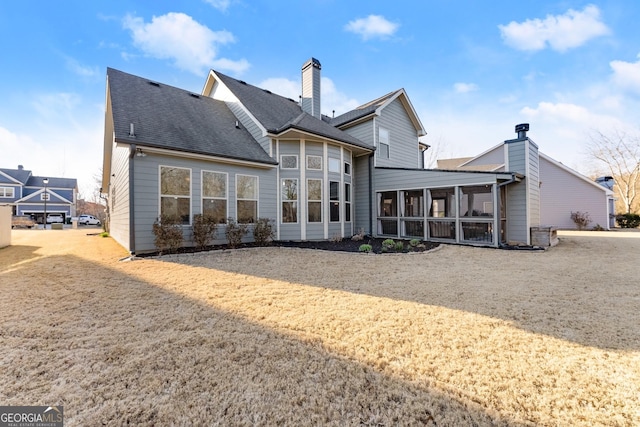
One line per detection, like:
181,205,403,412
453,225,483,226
128,144,136,255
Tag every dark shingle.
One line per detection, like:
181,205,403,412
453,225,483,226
214,71,374,151
107,68,277,165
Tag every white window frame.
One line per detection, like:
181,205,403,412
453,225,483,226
345,182,352,222
201,170,228,223
159,165,192,225
281,178,298,224
236,174,259,224
378,127,390,159
344,162,351,176
0,187,15,198
329,180,340,222
306,155,323,171
280,154,298,170
307,178,322,223
328,157,340,173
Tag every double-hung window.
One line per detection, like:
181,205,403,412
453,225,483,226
307,179,322,222
281,178,298,223
329,181,340,222
378,127,390,159
160,166,191,224
236,174,258,223
0,187,14,198
202,171,227,223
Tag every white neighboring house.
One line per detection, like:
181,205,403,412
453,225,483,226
437,140,615,230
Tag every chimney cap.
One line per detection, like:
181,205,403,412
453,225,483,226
302,57,321,71
515,123,529,133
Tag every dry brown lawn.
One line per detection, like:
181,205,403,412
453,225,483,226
1,229,639,426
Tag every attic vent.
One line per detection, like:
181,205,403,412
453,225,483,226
238,80,247,85
148,81,160,87
189,93,200,99
287,98,296,103
263,89,272,94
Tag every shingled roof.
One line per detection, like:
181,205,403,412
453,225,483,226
107,68,277,165
213,71,375,151
327,90,400,128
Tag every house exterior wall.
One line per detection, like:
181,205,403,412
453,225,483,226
374,99,421,169
353,155,372,235
540,157,610,228
130,152,277,253
108,142,132,251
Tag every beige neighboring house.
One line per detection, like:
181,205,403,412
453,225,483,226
0,204,11,248
437,140,616,230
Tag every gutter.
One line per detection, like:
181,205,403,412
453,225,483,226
128,144,136,255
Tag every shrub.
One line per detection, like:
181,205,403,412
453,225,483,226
359,244,373,253
152,215,184,255
330,233,343,243
253,218,275,246
570,211,591,230
192,214,218,250
351,228,366,241
395,241,405,252
99,232,109,238
225,217,248,248
592,224,605,231
616,213,640,228
381,239,396,252
409,238,421,247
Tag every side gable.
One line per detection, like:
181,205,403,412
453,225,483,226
15,188,73,205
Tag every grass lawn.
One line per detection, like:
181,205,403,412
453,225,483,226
1,229,639,426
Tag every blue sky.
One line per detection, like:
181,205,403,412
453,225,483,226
2,1,639,197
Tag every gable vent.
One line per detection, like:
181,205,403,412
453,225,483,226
148,81,160,87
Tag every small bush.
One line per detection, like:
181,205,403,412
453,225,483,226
616,213,640,228
253,218,275,246
330,233,343,243
592,224,605,231
409,238,421,247
192,214,218,250
359,244,373,253
395,241,405,252
570,211,591,230
225,217,248,248
99,232,109,238
351,228,366,241
152,215,184,255
381,239,396,252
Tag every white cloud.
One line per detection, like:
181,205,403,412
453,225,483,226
204,0,231,12
499,5,609,52
65,56,99,77
344,15,399,40
258,76,359,116
610,54,640,94
453,82,478,94
122,12,249,75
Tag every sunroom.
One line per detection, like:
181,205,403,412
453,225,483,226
373,169,521,247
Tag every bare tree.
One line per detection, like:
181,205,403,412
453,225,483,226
588,129,640,214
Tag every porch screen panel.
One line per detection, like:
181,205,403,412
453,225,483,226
377,191,398,235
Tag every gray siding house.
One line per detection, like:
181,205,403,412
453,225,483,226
102,58,536,253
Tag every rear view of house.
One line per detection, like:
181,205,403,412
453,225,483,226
101,58,545,253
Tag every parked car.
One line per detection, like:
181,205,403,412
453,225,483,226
46,214,64,224
78,214,101,226
12,215,37,229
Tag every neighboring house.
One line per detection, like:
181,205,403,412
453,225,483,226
437,137,615,230
0,166,78,223
102,58,542,253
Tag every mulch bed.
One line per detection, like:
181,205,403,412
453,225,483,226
138,237,439,257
